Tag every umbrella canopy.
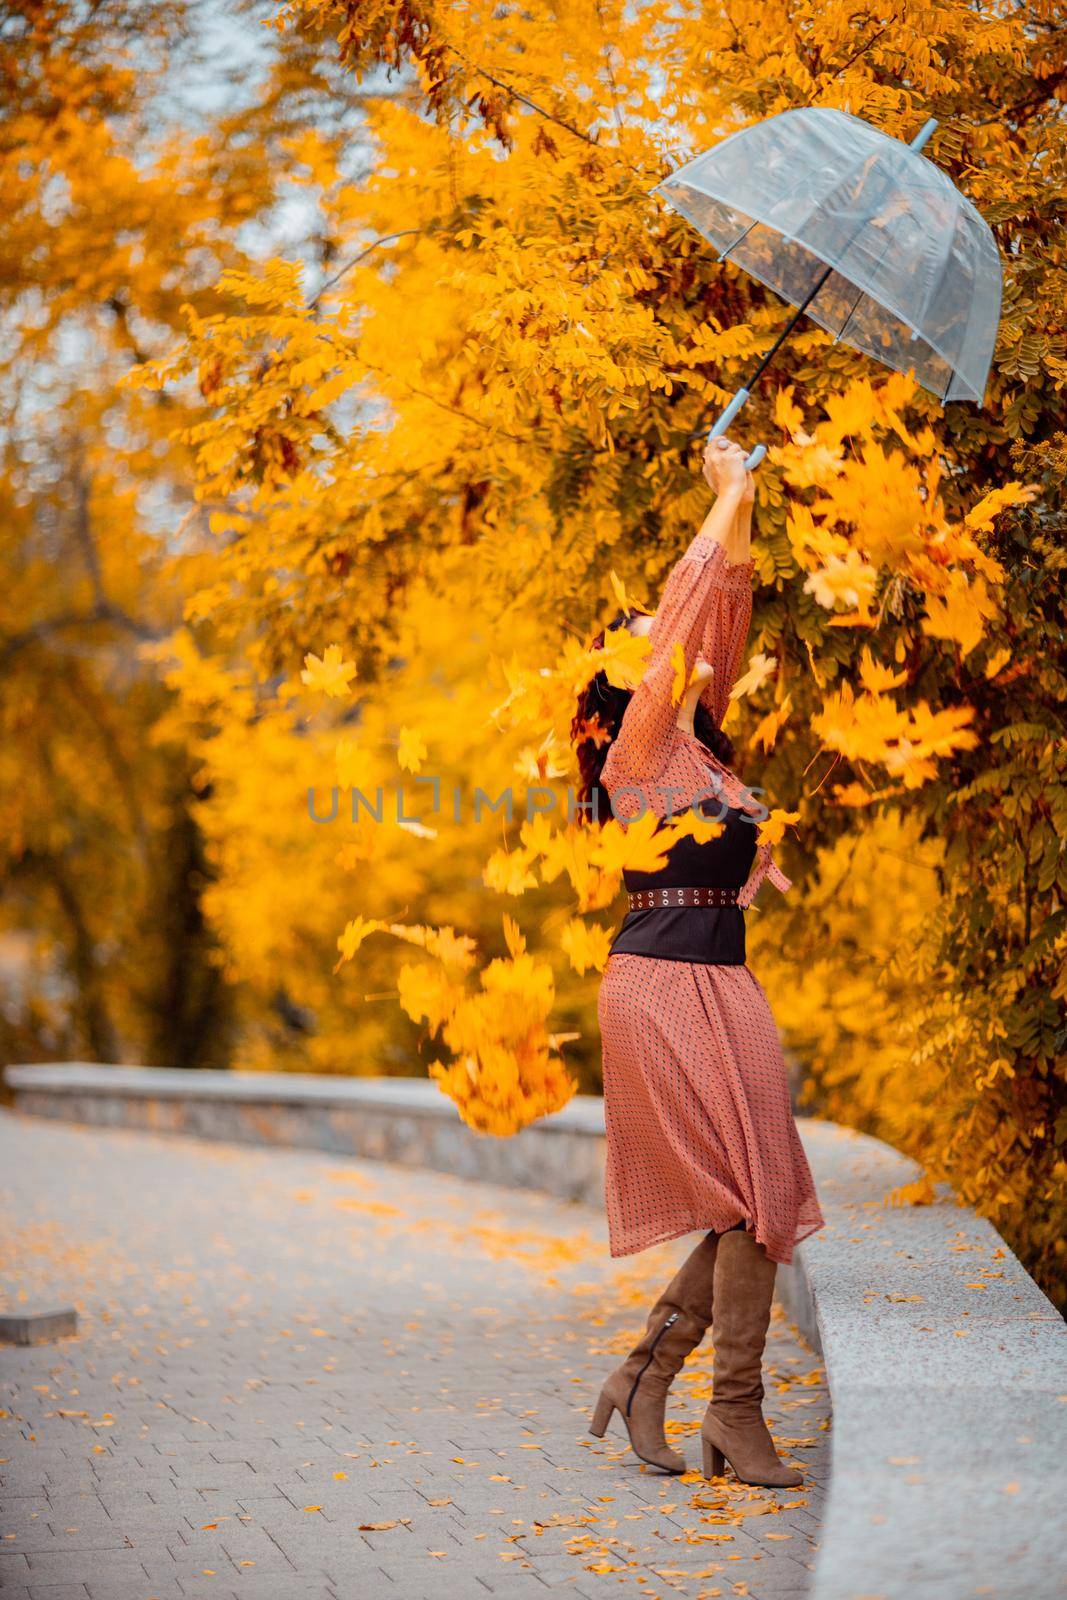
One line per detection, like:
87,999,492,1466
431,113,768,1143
654,107,1001,406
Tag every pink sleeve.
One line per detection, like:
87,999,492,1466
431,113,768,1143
699,557,754,728
738,843,792,908
601,534,732,821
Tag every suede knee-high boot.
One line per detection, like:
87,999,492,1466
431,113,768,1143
589,1232,719,1473
699,1228,802,1487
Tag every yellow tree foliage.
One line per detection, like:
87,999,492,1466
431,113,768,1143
3,1,1065,1300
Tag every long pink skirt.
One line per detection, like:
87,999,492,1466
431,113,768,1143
598,953,825,1265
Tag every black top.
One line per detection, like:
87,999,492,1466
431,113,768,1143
609,800,759,965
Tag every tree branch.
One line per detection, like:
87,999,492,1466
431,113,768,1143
0,604,165,667
308,229,424,308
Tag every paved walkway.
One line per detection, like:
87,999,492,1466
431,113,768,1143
0,1112,829,1600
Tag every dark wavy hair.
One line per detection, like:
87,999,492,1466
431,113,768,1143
569,608,736,826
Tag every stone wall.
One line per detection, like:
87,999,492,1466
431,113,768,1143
6,1063,606,1204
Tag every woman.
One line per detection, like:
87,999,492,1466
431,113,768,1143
572,436,824,1487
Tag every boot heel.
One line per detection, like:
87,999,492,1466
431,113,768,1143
589,1392,615,1438
702,1437,726,1479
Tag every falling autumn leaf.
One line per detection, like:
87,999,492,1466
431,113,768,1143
300,644,357,698
730,651,777,700
397,725,427,773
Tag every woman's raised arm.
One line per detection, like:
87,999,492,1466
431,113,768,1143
601,440,748,820
699,491,755,730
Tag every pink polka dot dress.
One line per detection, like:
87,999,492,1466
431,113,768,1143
598,530,825,1266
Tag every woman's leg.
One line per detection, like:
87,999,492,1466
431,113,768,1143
699,1227,803,1487
589,1229,722,1473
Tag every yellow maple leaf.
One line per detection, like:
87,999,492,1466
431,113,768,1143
559,917,613,975
963,481,1037,532
396,961,457,1031
514,731,570,782
803,551,879,612
666,811,725,846
757,809,800,849
901,702,979,763
858,648,908,695
387,922,478,970
590,810,674,875
484,846,539,895
397,725,427,772
730,651,777,700
821,379,882,442
608,568,648,617
301,644,356,698
786,501,842,564
773,384,804,436
334,915,383,968
921,572,998,659
811,682,909,766
831,780,880,807
599,626,649,692
670,639,694,704
779,438,845,489
751,693,792,753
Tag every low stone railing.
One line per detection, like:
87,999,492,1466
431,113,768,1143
5,1061,1065,1600
3,1061,606,1201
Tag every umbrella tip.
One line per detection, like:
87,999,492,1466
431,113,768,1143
910,117,938,153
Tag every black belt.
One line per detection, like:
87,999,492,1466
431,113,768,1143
627,885,739,910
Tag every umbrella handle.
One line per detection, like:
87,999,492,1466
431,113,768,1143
707,388,766,472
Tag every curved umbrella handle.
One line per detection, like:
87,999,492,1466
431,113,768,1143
707,387,766,472
708,387,750,438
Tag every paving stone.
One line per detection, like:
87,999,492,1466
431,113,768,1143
0,1112,828,1598
212,1582,336,1600
23,1529,132,1555
25,1585,92,1600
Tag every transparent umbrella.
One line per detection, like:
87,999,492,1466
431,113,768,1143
653,107,1003,466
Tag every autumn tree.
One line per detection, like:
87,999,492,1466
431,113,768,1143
0,0,397,1065
140,0,1064,1296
